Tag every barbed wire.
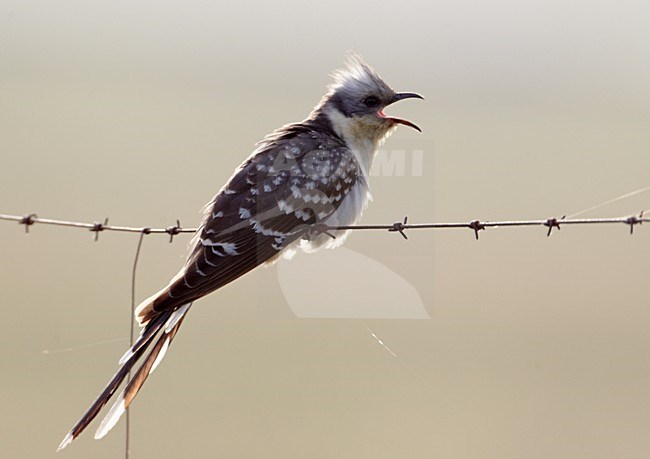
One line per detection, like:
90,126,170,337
3,203,646,457
1,211,647,241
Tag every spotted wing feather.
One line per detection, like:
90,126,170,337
139,125,360,324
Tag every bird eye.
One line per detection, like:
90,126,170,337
363,95,380,108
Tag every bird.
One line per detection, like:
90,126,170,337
57,53,423,451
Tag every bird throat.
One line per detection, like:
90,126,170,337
324,106,394,178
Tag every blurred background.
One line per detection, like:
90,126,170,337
2,1,650,458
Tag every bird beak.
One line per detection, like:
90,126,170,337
380,92,425,132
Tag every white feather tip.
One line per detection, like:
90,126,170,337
57,432,74,452
118,348,134,366
94,396,126,440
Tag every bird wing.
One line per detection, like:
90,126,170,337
138,125,361,323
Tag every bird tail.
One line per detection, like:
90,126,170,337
57,303,192,451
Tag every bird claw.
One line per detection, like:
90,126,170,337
305,223,336,240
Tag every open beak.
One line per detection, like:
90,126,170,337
379,92,424,132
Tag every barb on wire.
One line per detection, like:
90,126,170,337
91,218,109,242
20,213,37,233
625,210,644,235
468,220,486,240
389,216,409,240
1,211,649,241
543,215,565,237
165,220,182,243
308,223,337,240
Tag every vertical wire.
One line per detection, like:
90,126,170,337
126,232,146,459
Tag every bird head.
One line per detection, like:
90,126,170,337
318,53,424,144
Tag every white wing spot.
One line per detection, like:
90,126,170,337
201,239,239,256
251,220,291,237
295,209,312,221
278,199,295,213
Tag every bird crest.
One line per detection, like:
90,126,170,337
328,52,394,101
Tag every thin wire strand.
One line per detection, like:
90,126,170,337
42,337,129,354
1,212,648,240
126,232,145,459
356,317,520,456
567,185,650,218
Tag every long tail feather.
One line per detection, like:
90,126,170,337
57,305,191,451
95,311,187,439
117,309,176,366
